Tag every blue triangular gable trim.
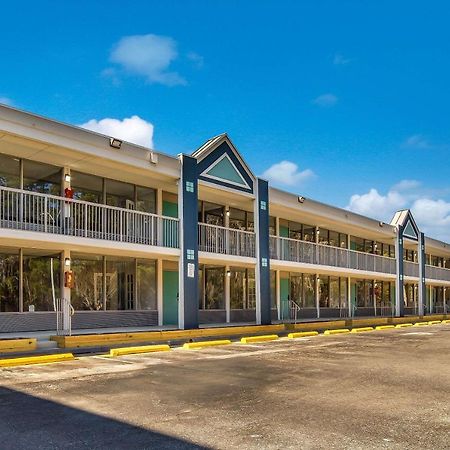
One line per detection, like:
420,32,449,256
197,141,254,194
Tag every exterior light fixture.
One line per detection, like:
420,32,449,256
226,270,231,277
64,258,71,267
379,221,384,227
109,137,122,149
298,196,305,203
226,209,230,217
64,174,71,183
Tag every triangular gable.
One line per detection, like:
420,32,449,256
204,153,250,188
390,209,420,241
193,134,254,194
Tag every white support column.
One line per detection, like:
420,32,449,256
19,248,23,313
315,274,320,319
157,188,163,215
444,287,447,314
60,248,71,307
225,266,231,323
276,270,281,320
347,276,352,317
102,256,107,311
157,259,164,326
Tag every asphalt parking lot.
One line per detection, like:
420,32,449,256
0,325,449,450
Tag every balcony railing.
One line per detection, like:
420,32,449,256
0,186,179,248
270,235,396,275
404,261,419,278
198,222,256,257
425,264,450,282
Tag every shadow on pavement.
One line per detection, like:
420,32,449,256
0,386,208,450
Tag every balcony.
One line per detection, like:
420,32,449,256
425,264,450,282
198,222,256,258
270,235,396,275
0,186,179,248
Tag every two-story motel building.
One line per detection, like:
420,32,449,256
0,104,449,333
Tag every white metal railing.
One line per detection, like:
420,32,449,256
425,264,450,282
270,235,397,275
56,297,74,336
404,261,419,278
198,222,256,257
0,186,179,248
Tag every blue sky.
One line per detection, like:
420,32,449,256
1,1,449,240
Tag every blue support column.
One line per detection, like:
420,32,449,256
178,154,199,329
418,232,426,316
395,224,405,317
255,178,271,325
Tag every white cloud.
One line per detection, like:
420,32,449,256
346,182,450,243
262,161,315,187
402,134,431,149
109,34,186,86
80,115,154,148
333,53,351,65
312,93,338,107
0,97,13,106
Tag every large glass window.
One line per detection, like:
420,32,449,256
106,257,136,310
22,160,61,195
0,153,20,188
204,267,224,309
71,254,104,310
136,259,157,310
136,186,156,213
0,249,19,312
318,276,330,307
199,201,224,226
230,268,255,309
302,274,316,307
105,179,135,209
71,171,103,203
23,252,60,311
270,270,276,308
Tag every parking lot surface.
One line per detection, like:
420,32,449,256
0,325,449,449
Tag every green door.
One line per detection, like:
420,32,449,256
163,270,179,326
280,277,290,320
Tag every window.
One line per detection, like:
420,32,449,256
0,153,20,188
23,252,60,312
0,249,19,312
204,267,224,309
136,186,156,214
105,179,135,209
71,254,104,311
136,259,157,310
22,160,61,195
71,171,103,203
302,274,316,307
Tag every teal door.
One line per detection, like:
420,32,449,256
163,270,179,326
280,277,290,320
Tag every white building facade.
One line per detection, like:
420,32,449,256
0,105,449,333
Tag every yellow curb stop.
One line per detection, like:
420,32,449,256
395,323,413,328
241,335,279,344
323,329,350,335
183,340,231,350
428,320,441,325
287,331,319,339
0,353,75,368
413,322,429,327
351,327,374,333
110,345,171,357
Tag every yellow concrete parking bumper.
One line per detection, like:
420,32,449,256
183,340,231,350
442,319,450,324
351,327,374,333
375,325,395,330
110,345,171,357
287,331,319,339
323,329,350,335
413,322,429,327
395,323,413,328
241,335,278,344
428,320,441,325
0,353,75,368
